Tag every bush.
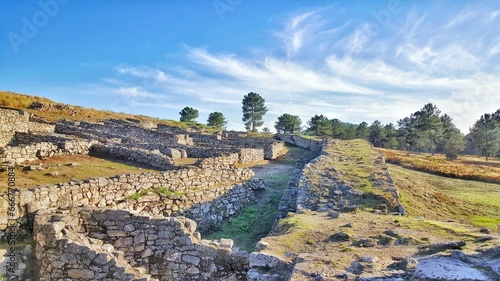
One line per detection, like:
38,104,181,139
445,151,459,160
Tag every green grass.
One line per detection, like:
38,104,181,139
127,187,185,200
389,163,500,229
0,91,219,133
0,154,160,192
205,146,306,251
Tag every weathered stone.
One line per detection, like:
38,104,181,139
181,254,201,266
414,257,489,280
67,269,95,279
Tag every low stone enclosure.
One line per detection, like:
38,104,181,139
34,207,250,280
0,107,300,280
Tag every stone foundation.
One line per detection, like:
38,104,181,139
34,207,249,280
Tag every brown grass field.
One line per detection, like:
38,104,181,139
376,148,500,184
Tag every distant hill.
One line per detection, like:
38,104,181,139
0,91,216,132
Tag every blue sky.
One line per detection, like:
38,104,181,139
1,1,499,133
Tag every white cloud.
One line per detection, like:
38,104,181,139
78,4,500,133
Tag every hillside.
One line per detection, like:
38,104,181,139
251,139,500,280
0,91,217,133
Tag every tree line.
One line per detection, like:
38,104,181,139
178,92,500,160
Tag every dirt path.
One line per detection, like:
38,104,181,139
204,146,307,251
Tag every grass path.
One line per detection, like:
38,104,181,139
204,145,306,251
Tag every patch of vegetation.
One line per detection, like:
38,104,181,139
0,91,219,133
205,146,306,251
389,163,500,229
379,148,500,184
127,187,184,200
307,139,399,210
0,154,160,192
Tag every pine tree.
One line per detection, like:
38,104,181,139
207,112,228,129
242,92,268,132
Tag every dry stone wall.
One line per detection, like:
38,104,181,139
1,163,254,229
278,134,324,151
34,207,249,280
0,133,97,164
0,107,54,147
56,119,193,146
91,143,175,170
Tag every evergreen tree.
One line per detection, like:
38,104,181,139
343,124,357,140
438,114,465,159
368,120,385,147
242,92,268,132
331,119,346,139
179,107,199,122
274,113,302,134
207,112,228,129
382,123,398,149
356,121,369,139
470,113,500,160
414,103,442,154
306,114,332,136
397,116,418,151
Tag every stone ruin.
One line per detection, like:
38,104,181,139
0,106,296,280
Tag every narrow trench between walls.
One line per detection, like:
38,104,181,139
204,144,309,252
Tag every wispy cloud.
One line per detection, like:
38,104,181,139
77,3,500,133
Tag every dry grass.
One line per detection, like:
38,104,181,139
0,91,219,133
0,154,160,192
306,139,399,210
389,163,500,229
377,148,500,184
262,211,496,278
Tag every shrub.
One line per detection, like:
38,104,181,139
445,152,459,160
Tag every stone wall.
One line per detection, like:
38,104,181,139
56,120,193,146
278,134,324,151
91,143,175,170
0,134,97,164
1,164,254,229
219,137,285,160
0,107,55,147
34,207,249,280
0,107,29,147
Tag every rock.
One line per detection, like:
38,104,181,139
247,269,283,281
353,238,376,247
255,241,269,251
328,211,340,219
98,177,108,187
388,256,418,270
66,162,82,167
67,269,95,279
45,171,60,177
219,238,234,249
327,232,351,242
360,256,379,263
181,255,201,266
419,241,466,254
414,257,489,280
347,261,365,274
480,227,492,234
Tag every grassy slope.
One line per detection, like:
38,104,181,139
258,139,500,277
0,154,160,192
389,163,500,229
377,147,500,184
0,91,218,132
305,139,400,210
